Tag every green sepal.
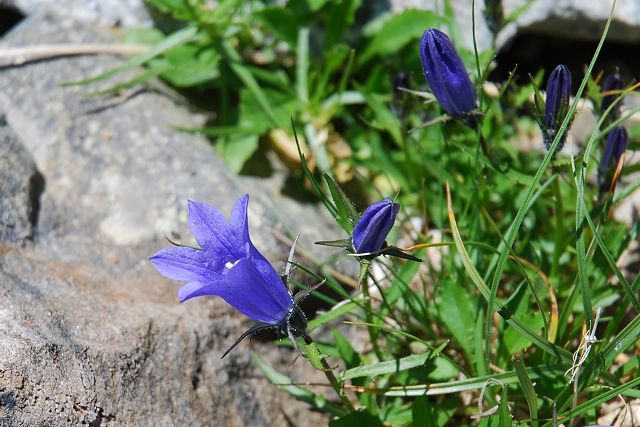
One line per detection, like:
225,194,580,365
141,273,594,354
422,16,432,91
528,73,545,131
315,238,353,249
324,173,359,234
381,246,423,262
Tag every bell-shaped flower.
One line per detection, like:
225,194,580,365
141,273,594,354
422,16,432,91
419,28,477,119
150,194,294,325
601,72,623,117
599,126,628,193
543,64,572,150
352,198,400,254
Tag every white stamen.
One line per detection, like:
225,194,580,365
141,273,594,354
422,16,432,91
225,259,240,270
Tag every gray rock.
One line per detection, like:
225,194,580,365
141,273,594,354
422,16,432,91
0,11,339,427
389,0,640,51
0,115,44,244
499,0,640,46
1,0,151,27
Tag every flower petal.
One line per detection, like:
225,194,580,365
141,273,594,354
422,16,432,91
178,281,218,302
229,193,250,244
149,246,211,282
353,198,399,253
217,257,293,324
420,28,477,118
187,199,243,259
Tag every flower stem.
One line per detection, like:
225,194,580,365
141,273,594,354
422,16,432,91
303,336,355,411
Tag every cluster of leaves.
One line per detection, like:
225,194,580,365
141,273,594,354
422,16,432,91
84,0,640,425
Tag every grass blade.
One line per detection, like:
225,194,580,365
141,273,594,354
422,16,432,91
65,27,198,86
446,184,572,360
514,354,539,427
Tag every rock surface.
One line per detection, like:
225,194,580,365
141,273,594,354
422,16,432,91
390,0,640,51
0,116,44,244
0,11,338,427
1,0,151,27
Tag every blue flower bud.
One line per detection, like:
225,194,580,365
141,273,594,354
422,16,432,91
599,126,628,192
601,72,623,116
543,64,572,150
352,198,400,254
419,28,477,118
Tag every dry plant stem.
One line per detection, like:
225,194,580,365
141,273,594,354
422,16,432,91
0,44,148,66
303,336,355,411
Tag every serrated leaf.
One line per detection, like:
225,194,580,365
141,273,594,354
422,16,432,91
324,173,358,233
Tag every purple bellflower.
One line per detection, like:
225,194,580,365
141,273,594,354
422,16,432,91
419,28,477,119
352,198,400,255
543,64,572,151
150,194,313,358
599,126,628,194
601,72,623,117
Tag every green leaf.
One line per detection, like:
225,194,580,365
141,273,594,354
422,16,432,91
503,312,545,355
375,364,567,396
364,92,402,144
324,174,358,233
326,0,361,47
329,411,384,427
292,121,337,218
484,0,615,368
160,47,220,87
308,301,358,331
253,7,298,45
65,26,199,86
411,397,437,427
513,355,538,427
437,278,475,356
559,376,640,421
333,330,361,369
145,0,194,20
446,185,572,361
221,41,281,127
343,341,453,380
307,0,330,11
253,354,347,417
498,386,513,427
239,88,299,134
303,341,325,370
359,10,439,63
386,257,422,305
219,133,259,173
123,28,165,44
